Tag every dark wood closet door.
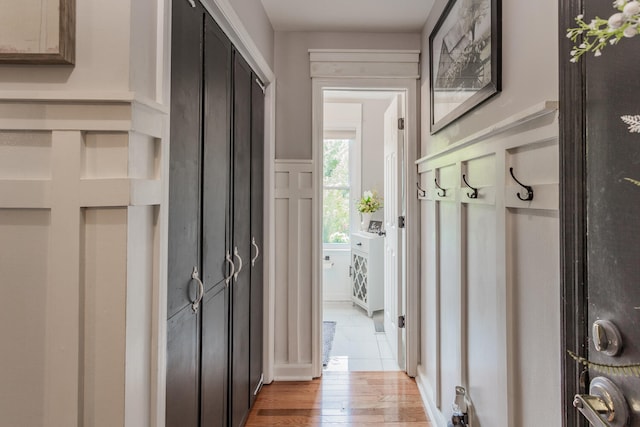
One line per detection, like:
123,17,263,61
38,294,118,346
200,15,232,427
167,0,202,320
249,75,265,406
166,1,203,425
230,52,253,427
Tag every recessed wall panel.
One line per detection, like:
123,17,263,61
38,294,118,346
0,208,50,427
82,207,127,427
508,208,560,427
0,131,51,179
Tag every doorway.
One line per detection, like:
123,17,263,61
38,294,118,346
318,88,407,373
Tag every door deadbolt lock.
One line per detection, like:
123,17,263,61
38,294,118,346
592,320,622,356
574,377,629,427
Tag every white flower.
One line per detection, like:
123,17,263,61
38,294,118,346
590,20,598,29
594,49,602,56
570,50,577,55
570,57,578,63
363,190,373,199
577,14,584,19
624,25,638,36
623,1,640,15
614,0,626,8
579,43,587,48
610,38,619,44
609,12,627,28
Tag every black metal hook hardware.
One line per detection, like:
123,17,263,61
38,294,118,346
462,174,478,199
509,167,534,201
434,178,446,197
416,182,427,198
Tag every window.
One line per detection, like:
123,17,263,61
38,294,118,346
323,138,352,244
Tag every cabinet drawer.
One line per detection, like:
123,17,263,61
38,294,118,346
351,233,370,253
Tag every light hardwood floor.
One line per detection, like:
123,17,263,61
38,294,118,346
245,371,432,426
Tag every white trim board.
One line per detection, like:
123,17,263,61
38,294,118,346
311,69,421,380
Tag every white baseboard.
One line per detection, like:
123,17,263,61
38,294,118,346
416,365,448,427
273,363,314,381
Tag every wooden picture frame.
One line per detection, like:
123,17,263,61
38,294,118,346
0,0,75,64
429,0,501,133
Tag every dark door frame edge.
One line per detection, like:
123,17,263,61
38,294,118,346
559,0,588,426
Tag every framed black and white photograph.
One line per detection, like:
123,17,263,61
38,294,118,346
429,0,501,133
367,220,383,234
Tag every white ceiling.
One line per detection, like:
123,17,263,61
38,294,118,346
260,0,435,32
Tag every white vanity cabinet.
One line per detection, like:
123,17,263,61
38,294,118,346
350,232,384,317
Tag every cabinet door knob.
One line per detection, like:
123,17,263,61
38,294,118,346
356,242,362,246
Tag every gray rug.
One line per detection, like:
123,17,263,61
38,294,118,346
372,310,384,332
323,321,336,366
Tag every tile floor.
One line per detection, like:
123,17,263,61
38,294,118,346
323,301,400,372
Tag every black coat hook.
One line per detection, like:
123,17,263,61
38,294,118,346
509,167,534,201
416,182,427,198
462,174,478,199
434,178,446,197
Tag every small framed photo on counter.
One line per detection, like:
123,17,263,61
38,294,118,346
367,220,383,234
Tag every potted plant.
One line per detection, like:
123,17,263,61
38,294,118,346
357,190,382,231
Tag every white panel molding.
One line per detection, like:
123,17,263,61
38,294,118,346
0,97,167,426
273,161,314,379
309,49,420,79
417,102,559,427
417,101,558,166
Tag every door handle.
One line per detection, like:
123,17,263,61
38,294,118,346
573,377,629,427
251,237,260,267
191,266,205,313
224,250,235,287
233,246,243,282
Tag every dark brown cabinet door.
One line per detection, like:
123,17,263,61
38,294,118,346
167,1,202,425
167,0,202,320
249,76,265,407
230,52,253,427
200,15,232,427
168,4,264,426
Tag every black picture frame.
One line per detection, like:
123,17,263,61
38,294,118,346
429,0,501,133
367,220,383,234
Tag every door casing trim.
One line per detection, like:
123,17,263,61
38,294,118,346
311,75,420,378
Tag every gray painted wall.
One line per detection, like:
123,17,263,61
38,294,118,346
420,0,559,156
274,31,421,159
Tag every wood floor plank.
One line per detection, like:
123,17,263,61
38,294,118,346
246,372,432,426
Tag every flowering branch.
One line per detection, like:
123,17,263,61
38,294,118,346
567,0,640,62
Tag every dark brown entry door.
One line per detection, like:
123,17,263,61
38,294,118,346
562,1,640,426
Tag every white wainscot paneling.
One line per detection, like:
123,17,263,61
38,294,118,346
273,160,315,380
415,102,559,427
0,208,50,427
0,98,166,427
508,208,561,427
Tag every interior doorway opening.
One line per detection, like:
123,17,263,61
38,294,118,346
320,89,406,373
